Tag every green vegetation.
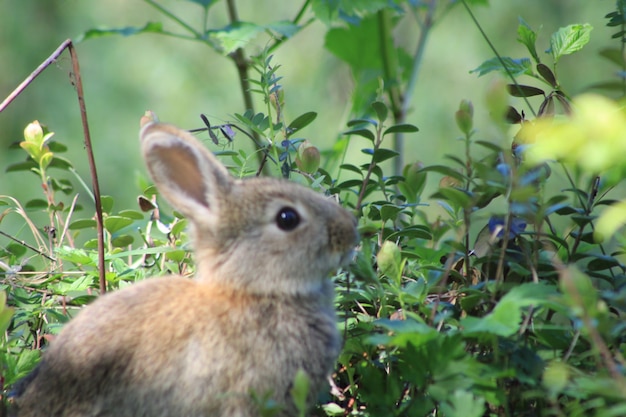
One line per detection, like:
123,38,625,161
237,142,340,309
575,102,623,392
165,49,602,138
3,1,626,415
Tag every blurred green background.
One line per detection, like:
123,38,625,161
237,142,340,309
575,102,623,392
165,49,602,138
0,1,613,226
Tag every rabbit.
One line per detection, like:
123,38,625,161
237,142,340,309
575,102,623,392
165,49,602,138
12,114,359,417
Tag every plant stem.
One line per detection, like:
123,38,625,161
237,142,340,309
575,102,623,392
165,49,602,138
461,0,537,118
144,0,202,38
68,41,107,295
392,1,437,177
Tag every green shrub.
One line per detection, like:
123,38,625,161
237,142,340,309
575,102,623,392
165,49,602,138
3,1,626,416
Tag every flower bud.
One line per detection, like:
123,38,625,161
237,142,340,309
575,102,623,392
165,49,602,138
455,100,474,135
295,140,320,174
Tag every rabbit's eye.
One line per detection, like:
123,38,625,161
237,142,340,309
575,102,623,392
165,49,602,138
276,207,300,231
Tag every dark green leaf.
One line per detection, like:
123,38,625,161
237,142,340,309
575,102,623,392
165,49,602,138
387,225,432,241
507,84,545,97
361,148,399,163
25,199,47,209
6,160,36,173
288,112,317,133
344,128,375,141
339,164,364,176
587,255,622,271
347,118,377,127
371,101,388,123
418,165,467,182
383,124,419,135
537,64,558,87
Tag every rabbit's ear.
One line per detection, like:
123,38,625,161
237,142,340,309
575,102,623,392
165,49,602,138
139,120,232,221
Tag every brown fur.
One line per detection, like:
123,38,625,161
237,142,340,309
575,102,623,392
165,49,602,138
14,117,358,417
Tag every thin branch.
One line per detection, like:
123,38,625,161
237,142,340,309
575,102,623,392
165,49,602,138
0,40,72,113
460,0,536,118
143,0,202,38
0,230,55,261
67,41,107,294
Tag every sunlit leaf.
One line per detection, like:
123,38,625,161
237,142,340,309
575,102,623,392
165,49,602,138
517,17,539,63
548,23,593,63
207,22,264,55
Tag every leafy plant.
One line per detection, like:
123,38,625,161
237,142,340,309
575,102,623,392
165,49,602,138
3,1,626,417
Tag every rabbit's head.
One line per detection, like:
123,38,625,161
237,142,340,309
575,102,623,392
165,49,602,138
139,115,358,295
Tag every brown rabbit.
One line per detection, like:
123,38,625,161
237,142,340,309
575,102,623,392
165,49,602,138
12,114,358,417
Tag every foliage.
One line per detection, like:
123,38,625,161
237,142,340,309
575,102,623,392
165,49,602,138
3,1,626,416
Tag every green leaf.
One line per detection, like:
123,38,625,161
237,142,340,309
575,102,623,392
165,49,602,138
165,249,187,262
69,219,97,230
6,160,36,173
419,165,466,182
265,21,301,39
548,23,593,62
439,390,485,417
361,148,399,163
507,84,545,97
462,283,558,337
56,247,95,266
25,199,48,209
384,123,419,135
111,234,134,248
377,241,402,283
0,291,14,335
288,112,317,133
325,14,384,71
517,17,539,63
598,47,624,67
431,187,473,209
312,0,388,26
208,22,264,55
76,22,164,42
537,63,558,88
104,216,134,234
290,369,311,416
371,101,388,123
118,209,144,220
101,195,114,214
343,128,375,141
470,57,532,77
